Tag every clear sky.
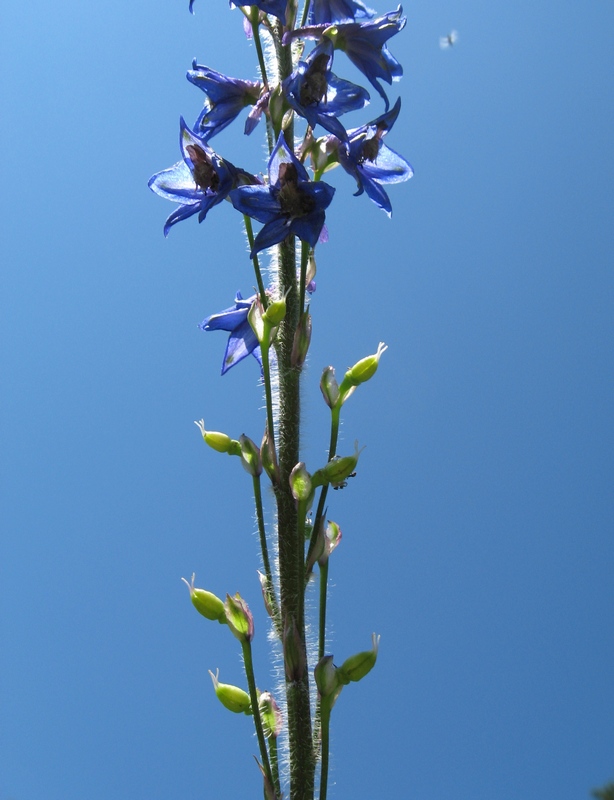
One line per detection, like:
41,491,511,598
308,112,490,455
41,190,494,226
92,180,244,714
2,0,613,798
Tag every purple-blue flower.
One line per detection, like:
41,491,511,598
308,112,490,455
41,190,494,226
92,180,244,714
285,7,405,109
338,98,413,215
199,292,262,375
187,61,262,140
309,0,374,24
282,38,370,142
230,134,335,257
149,119,253,236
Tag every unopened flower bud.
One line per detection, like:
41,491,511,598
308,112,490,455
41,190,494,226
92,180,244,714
239,434,262,477
310,134,341,176
337,634,380,685
195,420,241,455
306,252,317,288
181,574,226,623
261,425,279,484
209,668,252,714
268,85,285,131
248,296,266,343
224,593,254,643
338,343,388,404
257,570,275,619
291,311,312,368
320,366,340,408
318,520,342,567
258,691,283,739
314,655,340,698
289,462,312,503
305,515,326,574
283,616,306,682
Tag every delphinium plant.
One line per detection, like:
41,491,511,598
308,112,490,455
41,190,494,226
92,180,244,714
149,0,412,797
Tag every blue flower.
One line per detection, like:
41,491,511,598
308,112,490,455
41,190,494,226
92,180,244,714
187,61,262,140
199,292,263,375
282,38,370,142
338,98,413,216
309,0,375,24
285,7,405,109
149,119,252,236
230,134,335,257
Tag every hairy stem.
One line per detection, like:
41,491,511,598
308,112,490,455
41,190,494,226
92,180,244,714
275,233,314,800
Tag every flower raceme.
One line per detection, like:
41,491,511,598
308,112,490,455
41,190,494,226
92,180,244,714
230,134,335,258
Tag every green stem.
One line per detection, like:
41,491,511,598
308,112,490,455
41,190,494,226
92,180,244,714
250,9,270,89
305,404,340,577
318,698,332,800
299,0,311,29
253,474,282,635
242,639,274,791
243,215,268,308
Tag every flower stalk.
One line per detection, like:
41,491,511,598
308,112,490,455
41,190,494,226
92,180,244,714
149,0,411,796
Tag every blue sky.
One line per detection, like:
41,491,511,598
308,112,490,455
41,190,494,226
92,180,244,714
2,1,613,798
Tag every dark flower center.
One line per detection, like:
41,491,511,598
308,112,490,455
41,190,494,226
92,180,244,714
299,53,330,107
358,133,383,164
187,144,220,192
278,162,316,218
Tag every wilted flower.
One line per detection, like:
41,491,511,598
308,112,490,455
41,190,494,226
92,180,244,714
199,292,262,375
230,133,335,257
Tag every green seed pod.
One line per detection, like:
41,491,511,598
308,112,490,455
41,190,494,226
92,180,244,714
337,342,388,406
263,296,287,326
337,634,380,685
208,669,252,714
181,574,226,623
194,420,241,455
313,441,364,489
